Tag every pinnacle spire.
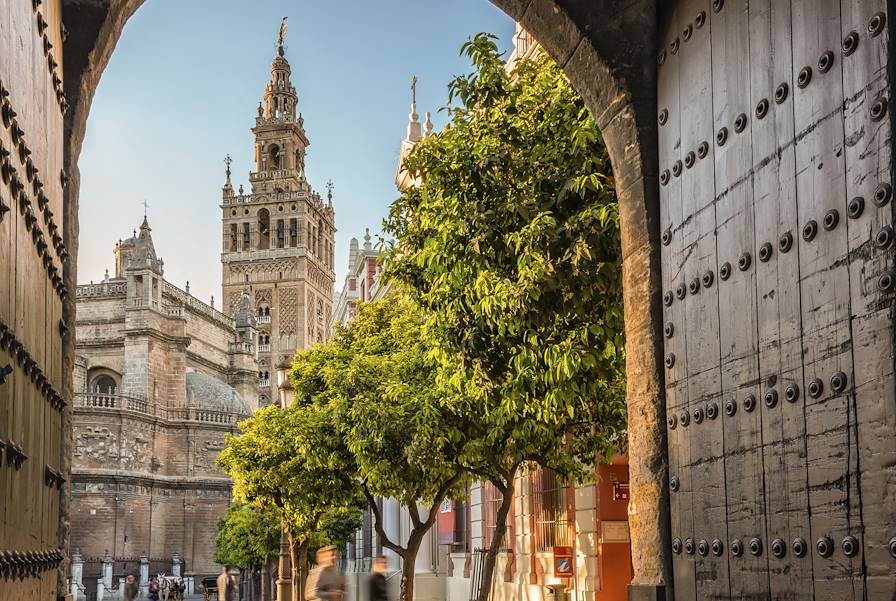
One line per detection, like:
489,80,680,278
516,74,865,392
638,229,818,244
406,75,421,143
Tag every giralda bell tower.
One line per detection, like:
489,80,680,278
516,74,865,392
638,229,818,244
220,20,336,407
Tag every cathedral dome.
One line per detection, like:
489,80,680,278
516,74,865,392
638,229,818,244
185,371,251,417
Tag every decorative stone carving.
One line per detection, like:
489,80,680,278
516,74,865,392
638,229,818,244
255,288,273,307
193,439,227,471
75,427,119,463
279,287,298,335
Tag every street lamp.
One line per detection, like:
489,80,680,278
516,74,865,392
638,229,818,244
275,362,294,408
275,359,295,601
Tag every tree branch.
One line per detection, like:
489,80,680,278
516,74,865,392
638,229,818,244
363,483,407,558
422,472,463,530
407,501,422,529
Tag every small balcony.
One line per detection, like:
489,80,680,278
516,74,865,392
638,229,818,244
259,379,271,388
256,315,272,325
258,344,271,353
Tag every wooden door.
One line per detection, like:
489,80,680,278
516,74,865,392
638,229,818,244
657,1,895,598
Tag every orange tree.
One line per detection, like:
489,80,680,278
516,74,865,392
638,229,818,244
382,33,627,601
291,294,467,601
217,403,362,601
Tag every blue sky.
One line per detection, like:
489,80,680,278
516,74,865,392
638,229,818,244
78,0,515,305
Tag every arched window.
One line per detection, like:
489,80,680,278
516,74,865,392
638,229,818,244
317,219,323,257
92,375,117,395
268,144,281,170
257,209,271,250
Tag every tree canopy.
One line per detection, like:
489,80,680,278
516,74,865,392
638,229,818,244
214,502,280,570
382,33,627,601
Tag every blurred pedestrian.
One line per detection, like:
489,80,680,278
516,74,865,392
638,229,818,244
369,556,388,601
122,574,139,601
148,575,160,601
305,546,344,601
217,565,238,601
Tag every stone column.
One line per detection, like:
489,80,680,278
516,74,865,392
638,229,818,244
415,503,434,574
382,498,401,571
346,536,356,573
101,551,113,592
172,553,182,578
469,484,484,551
139,553,150,596
574,484,599,598
118,578,126,600
70,549,84,601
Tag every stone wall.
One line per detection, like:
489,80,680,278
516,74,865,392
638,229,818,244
71,406,238,576
70,478,231,575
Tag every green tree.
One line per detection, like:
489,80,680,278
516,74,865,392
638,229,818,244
217,403,361,601
291,294,467,601
383,34,627,601
214,502,280,601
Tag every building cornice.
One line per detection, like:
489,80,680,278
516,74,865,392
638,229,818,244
71,469,233,492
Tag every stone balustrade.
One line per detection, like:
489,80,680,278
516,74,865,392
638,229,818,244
162,282,234,328
167,407,245,425
75,394,247,424
76,281,127,298
76,393,150,415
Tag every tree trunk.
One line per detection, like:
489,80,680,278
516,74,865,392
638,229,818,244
262,559,273,601
250,567,257,601
398,534,422,601
288,535,309,601
476,474,516,601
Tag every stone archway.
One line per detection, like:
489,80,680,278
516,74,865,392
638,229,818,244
59,0,667,598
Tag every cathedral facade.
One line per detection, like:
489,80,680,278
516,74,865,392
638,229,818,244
70,218,259,598
221,42,336,407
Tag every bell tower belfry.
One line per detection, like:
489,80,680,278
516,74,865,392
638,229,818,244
220,20,336,408
251,38,308,192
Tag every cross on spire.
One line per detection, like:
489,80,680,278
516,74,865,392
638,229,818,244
410,75,417,105
142,199,149,218
224,154,232,180
326,180,334,202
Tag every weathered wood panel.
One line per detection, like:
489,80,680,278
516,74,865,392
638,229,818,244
839,1,896,599
676,1,730,599
0,0,67,598
746,0,815,598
